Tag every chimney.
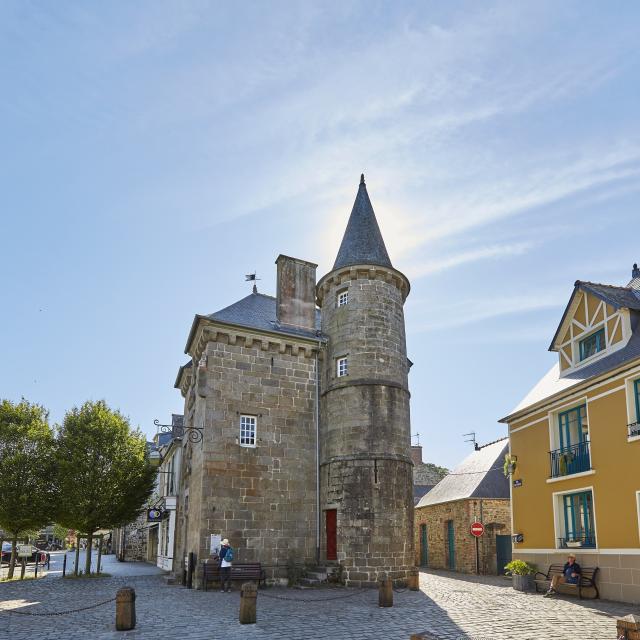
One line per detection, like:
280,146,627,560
410,445,423,466
633,263,640,279
275,255,318,331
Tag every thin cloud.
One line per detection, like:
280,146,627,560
410,293,564,332
406,242,534,279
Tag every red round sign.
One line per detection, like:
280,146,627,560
470,522,484,537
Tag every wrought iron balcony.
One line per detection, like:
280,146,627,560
558,534,596,549
549,441,591,478
628,421,640,438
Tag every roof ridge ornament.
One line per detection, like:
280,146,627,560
360,173,365,185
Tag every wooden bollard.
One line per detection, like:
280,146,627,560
239,582,257,625
115,587,136,631
378,572,393,608
408,568,419,591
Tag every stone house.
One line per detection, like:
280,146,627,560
414,439,511,575
411,444,448,505
173,175,415,587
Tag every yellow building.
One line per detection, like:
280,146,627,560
501,264,640,604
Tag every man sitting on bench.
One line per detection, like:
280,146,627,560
544,553,581,597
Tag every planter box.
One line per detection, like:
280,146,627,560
512,574,535,592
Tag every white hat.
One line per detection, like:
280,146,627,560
222,538,229,545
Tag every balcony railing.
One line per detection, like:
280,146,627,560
558,534,596,549
628,422,640,438
549,441,591,478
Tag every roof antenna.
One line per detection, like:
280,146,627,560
463,431,478,450
245,272,261,294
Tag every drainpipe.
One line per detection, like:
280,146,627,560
315,342,321,565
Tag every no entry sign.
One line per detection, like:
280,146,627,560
470,522,484,537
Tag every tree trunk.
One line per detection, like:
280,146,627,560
84,532,94,575
7,536,17,579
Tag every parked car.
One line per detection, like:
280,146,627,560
1,542,47,564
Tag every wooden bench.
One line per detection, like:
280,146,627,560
534,564,599,599
202,561,265,591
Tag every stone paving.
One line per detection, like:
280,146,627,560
0,568,636,639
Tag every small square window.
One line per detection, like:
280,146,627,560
240,415,256,447
337,357,348,377
579,328,605,361
337,291,349,307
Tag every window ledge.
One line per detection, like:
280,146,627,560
546,469,596,484
627,435,640,443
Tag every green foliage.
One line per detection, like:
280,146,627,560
421,463,449,480
52,523,69,542
503,454,517,477
504,560,536,576
0,399,58,579
55,400,156,572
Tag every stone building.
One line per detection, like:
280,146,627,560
173,175,415,587
411,444,448,505
414,439,511,575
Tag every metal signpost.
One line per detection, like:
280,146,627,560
470,522,484,575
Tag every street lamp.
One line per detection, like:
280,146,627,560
153,419,204,444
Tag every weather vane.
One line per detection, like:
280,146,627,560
245,271,261,293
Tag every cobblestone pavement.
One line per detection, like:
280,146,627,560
0,568,635,639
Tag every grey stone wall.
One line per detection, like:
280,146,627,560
318,266,415,586
175,328,319,586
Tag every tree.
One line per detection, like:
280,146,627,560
0,399,58,578
55,400,156,574
52,523,70,546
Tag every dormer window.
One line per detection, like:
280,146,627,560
337,290,349,307
579,328,605,361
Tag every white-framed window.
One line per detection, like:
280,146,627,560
337,357,348,377
240,415,256,447
552,485,597,550
337,290,349,307
625,374,640,439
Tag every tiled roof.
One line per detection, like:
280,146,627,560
208,292,322,341
415,440,510,508
332,175,393,271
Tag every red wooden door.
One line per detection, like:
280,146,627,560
326,509,337,560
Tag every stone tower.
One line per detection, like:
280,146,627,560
316,174,414,586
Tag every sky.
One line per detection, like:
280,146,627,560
1,1,639,469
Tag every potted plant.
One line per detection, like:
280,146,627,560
504,560,536,592
503,454,517,476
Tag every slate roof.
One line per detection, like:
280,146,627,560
507,326,640,417
206,291,322,340
413,485,434,505
578,281,640,311
333,175,393,270
415,440,510,508
550,279,640,351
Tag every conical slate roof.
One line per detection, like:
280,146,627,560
332,175,392,270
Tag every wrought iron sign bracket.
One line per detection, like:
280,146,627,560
154,419,204,444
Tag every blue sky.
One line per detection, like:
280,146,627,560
1,1,639,468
